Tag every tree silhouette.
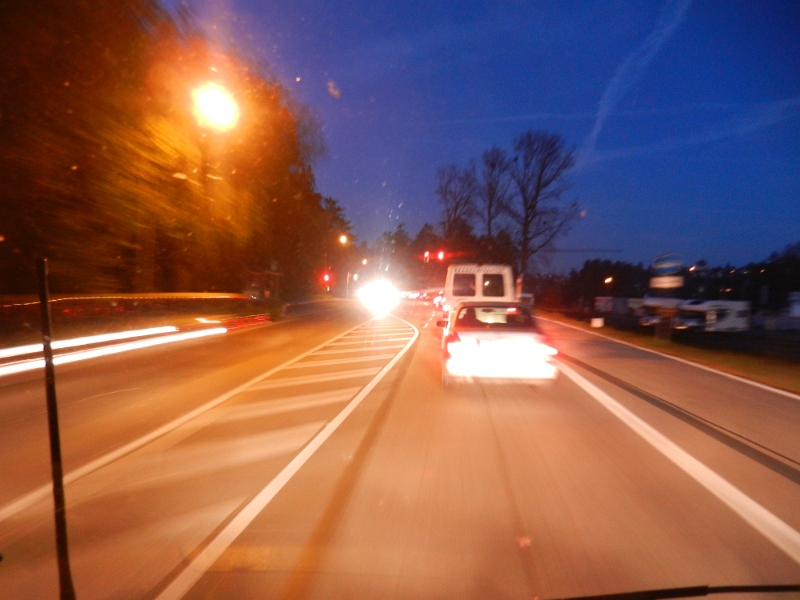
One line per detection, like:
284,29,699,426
506,130,579,274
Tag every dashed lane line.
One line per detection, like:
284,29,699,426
247,368,382,390
312,344,407,355
283,354,397,369
328,337,411,345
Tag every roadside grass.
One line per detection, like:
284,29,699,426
538,310,800,397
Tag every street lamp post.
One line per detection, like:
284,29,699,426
192,83,238,185
193,83,239,131
191,82,238,289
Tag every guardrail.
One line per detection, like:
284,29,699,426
0,293,269,348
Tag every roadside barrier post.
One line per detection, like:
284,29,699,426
37,258,77,600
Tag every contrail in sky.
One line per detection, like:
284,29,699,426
592,94,800,162
579,0,693,167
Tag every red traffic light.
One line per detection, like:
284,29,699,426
437,251,445,261
323,273,331,282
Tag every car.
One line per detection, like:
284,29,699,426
436,301,558,388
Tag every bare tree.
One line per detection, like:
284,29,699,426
436,162,477,241
506,130,579,274
478,146,511,239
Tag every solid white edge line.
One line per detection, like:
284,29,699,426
558,361,800,566
539,316,800,402
0,319,380,523
154,317,419,600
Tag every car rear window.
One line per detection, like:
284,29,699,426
455,306,538,329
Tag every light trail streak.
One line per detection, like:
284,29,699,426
0,326,178,360
0,328,226,378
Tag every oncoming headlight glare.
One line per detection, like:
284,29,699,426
357,280,400,316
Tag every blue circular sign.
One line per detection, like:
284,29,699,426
652,253,683,276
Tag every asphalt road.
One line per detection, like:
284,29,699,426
1,300,799,599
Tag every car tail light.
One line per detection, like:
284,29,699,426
443,331,460,358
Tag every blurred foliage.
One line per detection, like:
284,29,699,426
557,260,650,307
0,0,346,299
530,244,800,311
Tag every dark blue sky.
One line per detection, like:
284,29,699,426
188,0,800,272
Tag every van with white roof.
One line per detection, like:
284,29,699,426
442,264,516,314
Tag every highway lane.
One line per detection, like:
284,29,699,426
0,302,418,597
0,301,367,510
2,300,800,598
184,300,800,600
540,317,800,537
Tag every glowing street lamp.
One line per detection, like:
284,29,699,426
604,277,613,284
339,234,348,245
192,83,239,131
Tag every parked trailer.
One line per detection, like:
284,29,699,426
673,299,751,332
637,297,683,326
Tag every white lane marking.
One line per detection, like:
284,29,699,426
332,331,410,339
312,344,407,356
247,368,381,390
76,388,140,403
329,336,411,345
337,329,410,335
540,316,800,402
154,317,420,600
559,362,800,566
283,354,397,369
0,328,227,378
220,390,359,422
80,422,326,494
0,320,372,524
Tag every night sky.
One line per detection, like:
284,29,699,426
186,0,800,272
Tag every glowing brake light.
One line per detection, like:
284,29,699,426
507,307,517,313
443,331,460,357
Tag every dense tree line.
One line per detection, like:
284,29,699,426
533,242,800,311
0,1,347,298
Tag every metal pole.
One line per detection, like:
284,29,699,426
37,259,77,600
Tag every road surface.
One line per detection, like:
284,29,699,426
1,300,798,599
